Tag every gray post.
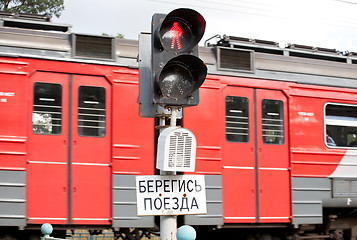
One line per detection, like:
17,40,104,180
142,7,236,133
159,107,179,240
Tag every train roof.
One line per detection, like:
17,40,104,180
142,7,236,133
1,12,357,89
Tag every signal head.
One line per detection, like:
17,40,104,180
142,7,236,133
151,8,207,108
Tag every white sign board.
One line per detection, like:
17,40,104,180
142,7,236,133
136,175,206,216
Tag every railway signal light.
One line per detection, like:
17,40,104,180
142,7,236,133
151,8,207,107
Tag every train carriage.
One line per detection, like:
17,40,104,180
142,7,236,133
1,12,357,240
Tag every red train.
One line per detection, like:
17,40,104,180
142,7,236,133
1,13,357,240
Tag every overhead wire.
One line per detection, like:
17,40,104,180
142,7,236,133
333,0,357,4
147,0,357,30
146,0,357,51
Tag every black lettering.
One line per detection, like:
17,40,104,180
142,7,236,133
164,179,170,192
180,197,189,211
154,197,162,210
163,197,170,210
187,180,194,192
171,179,178,192
172,197,179,210
147,180,154,193
178,180,185,192
155,179,162,192
195,180,202,192
144,198,152,210
139,180,146,193
191,197,199,210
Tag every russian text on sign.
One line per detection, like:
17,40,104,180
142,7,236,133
136,175,206,216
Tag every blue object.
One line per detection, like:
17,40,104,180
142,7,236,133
41,223,53,237
177,225,196,240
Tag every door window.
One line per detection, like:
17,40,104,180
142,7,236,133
32,82,62,135
225,96,249,142
77,86,106,137
262,99,284,145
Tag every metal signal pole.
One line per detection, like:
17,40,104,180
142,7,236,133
139,8,207,240
159,107,178,240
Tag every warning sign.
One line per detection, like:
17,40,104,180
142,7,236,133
135,175,207,216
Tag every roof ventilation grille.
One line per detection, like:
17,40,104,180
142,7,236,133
218,47,254,73
73,34,115,61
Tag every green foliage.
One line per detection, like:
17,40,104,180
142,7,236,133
0,0,65,18
116,33,125,39
102,33,125,39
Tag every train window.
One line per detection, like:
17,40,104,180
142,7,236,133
32,82,62,135
325,103,357,148
78,86,106,137
262,99,284,145
225,96,249,142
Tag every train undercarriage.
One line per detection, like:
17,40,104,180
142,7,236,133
1,209,356,240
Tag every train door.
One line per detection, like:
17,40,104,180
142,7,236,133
255,89,290,223
223,86,256,223
222,86,290,223
27,72,69,224
27,72,111,225
70,75,111,225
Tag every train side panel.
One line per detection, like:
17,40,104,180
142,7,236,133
111,68,155,228
0,58,28,228
289,85,357,177
289,85,357,226
184,76,222,175
183,76,224,226
0,57,155,228
289,86,345,178
184,75,291,225
0,58,28,170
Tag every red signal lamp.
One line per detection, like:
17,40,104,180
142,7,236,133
159,8,206,54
